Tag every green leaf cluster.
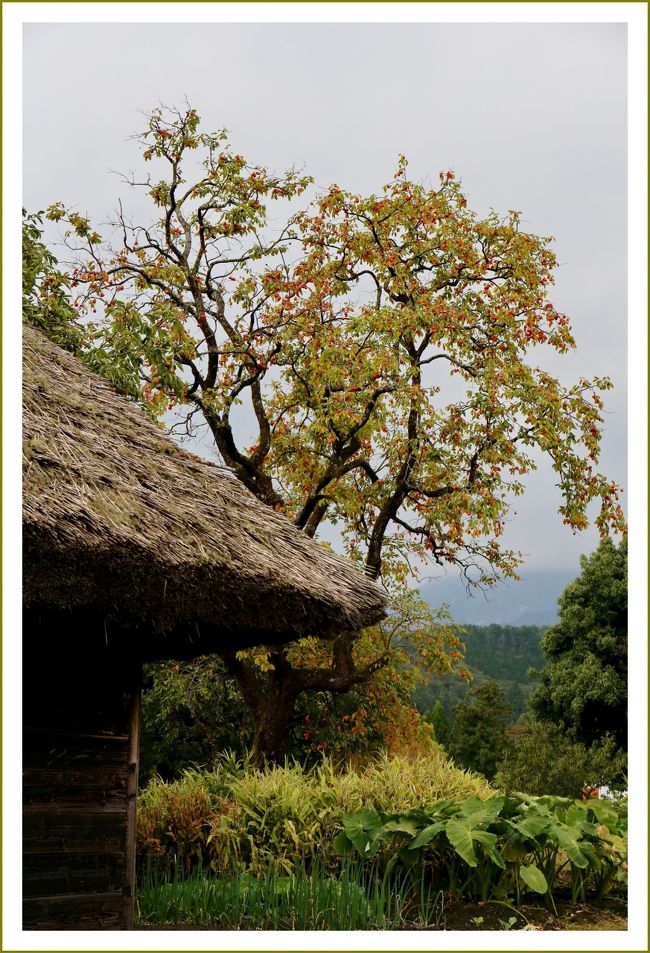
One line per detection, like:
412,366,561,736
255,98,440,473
22,209,87,355
334,791,627,905
140,657,253,784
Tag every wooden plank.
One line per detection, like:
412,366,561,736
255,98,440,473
23,892,125,931
24,730,130,809
24,730,130,765
23,728,130,742
24,764,128,788
23,811,126,853
23,767,127,811
23,852,126,897
24,803,127,815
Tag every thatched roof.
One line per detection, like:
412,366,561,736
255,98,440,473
22,322,387,655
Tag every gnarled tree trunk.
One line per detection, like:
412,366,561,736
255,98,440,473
223,638,388,765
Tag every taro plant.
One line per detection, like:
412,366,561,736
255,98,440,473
334,792,627,907
496,793,627,905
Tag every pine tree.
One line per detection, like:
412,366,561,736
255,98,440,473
448,681,511,780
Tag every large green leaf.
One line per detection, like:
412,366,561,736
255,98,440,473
333,831,352,856
410,821,445,850
445,819,477,867
341,809,383,854
562,839,590,869
459,796,505,826
564,803,585,828
381,816,422,837
341,808,382,830
520,864,548,894
484,845,507,870
428,798,460,818
552,825,589,868
585,799,620,829
514,814,550,838
471,829,498,850
470,830,505,869
564,804,598,836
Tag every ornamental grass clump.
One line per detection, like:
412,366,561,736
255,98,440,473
137,756,251,871
208,761,337,875
138,751,493,877
138,769,221,871
347,752,494,814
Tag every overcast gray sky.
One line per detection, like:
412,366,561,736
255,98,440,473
22,20,628,573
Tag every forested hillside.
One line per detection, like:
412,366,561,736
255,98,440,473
413,624,545,722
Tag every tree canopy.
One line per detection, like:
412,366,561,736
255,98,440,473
495,720,627,799
529,537,628,751
448,681,512,781
23,209,86,356
30,104,625,762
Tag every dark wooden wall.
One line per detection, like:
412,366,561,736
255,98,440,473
23,617,141,930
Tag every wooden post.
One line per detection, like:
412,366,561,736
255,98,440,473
123,683,141,929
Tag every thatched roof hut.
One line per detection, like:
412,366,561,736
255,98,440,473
22,322,387,930
23,322,387,655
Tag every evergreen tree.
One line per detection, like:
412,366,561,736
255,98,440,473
530,537,627,751
448,681,511,780
425,700,452,748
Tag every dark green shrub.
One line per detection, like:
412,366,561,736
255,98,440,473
140,658,253,782
495,720,627,798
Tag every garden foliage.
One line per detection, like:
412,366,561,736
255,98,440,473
495,721,627,799
137,754,626,913
138,753,492,875
335,792,627,905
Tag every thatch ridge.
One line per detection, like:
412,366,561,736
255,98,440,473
22,323,388,650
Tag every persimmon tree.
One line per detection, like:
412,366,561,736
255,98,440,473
44,105,625,763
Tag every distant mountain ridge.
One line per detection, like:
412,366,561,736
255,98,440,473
420,568,574,626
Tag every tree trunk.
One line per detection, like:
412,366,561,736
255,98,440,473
222,639,389,766
249,687,299,765
222,652,299,766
